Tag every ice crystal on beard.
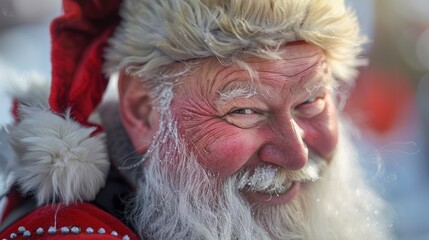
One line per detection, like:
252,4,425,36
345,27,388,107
237,165,278,192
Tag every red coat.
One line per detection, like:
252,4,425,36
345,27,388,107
1,201,138,239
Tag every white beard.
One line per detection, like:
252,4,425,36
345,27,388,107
127,117,392,240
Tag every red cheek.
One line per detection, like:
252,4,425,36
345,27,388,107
180,123,259,178
299,102,338,160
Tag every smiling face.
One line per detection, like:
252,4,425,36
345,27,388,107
119,43,391,240
170,43,339,204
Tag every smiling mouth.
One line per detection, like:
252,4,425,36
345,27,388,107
237,157,327,196
240,179,294,195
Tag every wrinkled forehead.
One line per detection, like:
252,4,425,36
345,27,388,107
160,44,332,113
243,43,325,73
180,43,327,89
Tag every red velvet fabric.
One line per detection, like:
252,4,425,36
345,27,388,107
0,203,138,239
11,99,20,124
50,0,122,129
0,189,23,223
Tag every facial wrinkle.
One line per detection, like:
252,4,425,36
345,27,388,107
192,119,238,149
283,60,324,99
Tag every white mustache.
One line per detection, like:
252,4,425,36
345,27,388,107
237,152,327,194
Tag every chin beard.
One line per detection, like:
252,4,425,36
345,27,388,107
126,116,392,240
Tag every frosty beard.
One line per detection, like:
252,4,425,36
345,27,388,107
127,115,392,240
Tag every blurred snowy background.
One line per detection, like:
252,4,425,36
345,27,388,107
1,0,429,239
0,0,61,124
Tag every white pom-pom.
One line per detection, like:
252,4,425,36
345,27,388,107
10,106,110,205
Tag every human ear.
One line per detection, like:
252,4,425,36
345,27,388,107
118,71,160,153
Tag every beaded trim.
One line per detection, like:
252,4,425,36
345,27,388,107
3,225,131,240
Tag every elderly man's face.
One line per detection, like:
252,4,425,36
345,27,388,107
120,44,390,240
168,44,338,205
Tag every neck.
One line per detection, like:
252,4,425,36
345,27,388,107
99,101,142,188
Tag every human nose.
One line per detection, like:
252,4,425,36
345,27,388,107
258,118,308,170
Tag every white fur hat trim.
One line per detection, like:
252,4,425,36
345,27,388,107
105,0,365,83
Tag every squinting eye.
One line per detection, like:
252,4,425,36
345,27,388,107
294,95,326,119
302,97,317,105
224,108,264,128
230,108,256,115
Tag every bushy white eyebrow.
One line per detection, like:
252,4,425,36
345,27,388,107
304,81,328,97
215,84,258,106
303,70,333,97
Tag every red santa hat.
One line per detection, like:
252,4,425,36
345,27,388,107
10,0,122,205
9,0,365,206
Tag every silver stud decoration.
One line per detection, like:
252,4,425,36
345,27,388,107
36,227,44,235
48,226,57,234
71,226,81,234
23,230,31,238
86,227,94,234
3,225,132,239
18,226,26,234
60,226,70,234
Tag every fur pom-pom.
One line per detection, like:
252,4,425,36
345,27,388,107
9,106,110,206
